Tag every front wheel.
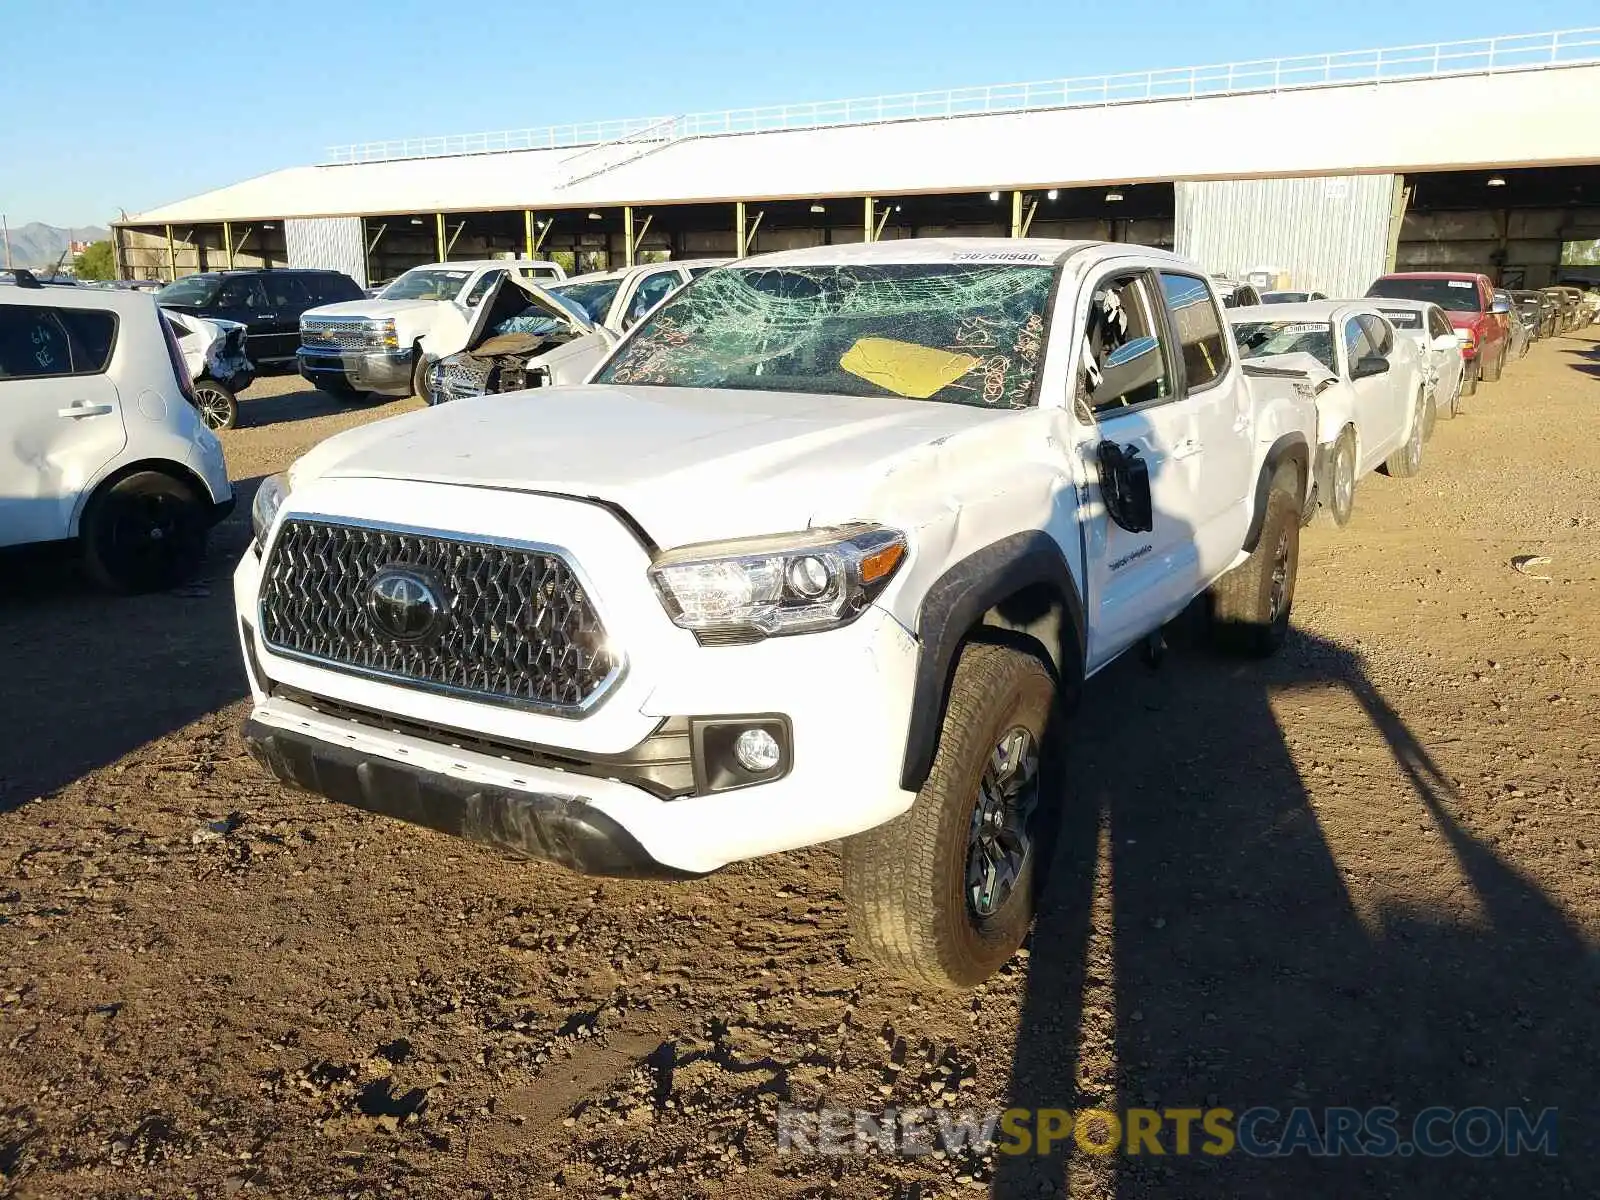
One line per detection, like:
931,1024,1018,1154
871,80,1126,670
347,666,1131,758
1383,392,1426,479
192,379,238,431
80,471,208,593
1209,463,1300,657
842,642,1059,989
1422,392,1438,441
1481,344,1504,383
411,351,430,399
1321,429,1356,528
1460,358,1478,402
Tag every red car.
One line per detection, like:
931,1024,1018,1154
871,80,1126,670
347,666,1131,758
1365,272,1510,395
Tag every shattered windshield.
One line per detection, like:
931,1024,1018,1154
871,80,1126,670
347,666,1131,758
593,262,1055,408
1232,320,1337,373
379,269,471,301
552,278,623,324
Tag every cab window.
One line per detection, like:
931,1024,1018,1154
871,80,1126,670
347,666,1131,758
1158,272,1229,391
1343,317,1379,374
1078,273,1174,418
623,271,682,328
463,270,506,307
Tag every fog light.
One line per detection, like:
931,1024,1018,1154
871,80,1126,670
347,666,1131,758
733,728,781,772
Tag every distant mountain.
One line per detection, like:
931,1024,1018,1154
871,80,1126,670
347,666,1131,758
0,222,111,269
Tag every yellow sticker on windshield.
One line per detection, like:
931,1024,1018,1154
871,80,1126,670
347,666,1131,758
840,337,981,399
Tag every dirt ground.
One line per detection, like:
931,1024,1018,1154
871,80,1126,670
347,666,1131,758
2,338,1597,1200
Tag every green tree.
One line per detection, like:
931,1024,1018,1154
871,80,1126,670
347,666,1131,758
72,240,115,280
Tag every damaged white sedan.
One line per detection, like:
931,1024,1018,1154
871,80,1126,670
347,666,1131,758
163,309,255,430
1230,301,1428,528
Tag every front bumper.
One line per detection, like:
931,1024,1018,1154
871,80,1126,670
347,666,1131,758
233,477,923,875
297,346,414,396
244,714,695,877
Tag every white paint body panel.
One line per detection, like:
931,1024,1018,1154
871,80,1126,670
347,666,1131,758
0,287,231,548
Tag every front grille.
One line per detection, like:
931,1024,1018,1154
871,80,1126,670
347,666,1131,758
434,358,488,403
259,519,619,714
301,317,379,351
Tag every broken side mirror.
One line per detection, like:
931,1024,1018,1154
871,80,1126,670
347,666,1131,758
1096,441,1153,533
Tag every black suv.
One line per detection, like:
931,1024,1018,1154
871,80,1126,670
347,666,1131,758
155,268,363,364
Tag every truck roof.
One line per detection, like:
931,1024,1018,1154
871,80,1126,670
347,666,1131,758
734,237,1192,270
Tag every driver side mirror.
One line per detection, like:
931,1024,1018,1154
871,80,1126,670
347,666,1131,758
1096,441,1153,533
1350,354,1390,380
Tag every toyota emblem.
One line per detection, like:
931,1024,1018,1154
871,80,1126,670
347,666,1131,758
367,566,446,641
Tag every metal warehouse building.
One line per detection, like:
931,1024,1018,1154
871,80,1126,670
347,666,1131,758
114,29,1600,296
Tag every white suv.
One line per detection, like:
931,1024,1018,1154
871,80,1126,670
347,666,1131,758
237,239,1317,988
0,275,234,591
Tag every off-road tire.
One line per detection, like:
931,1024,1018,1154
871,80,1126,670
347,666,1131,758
192,379,238,431
841,642,1059,990
1210,463,1300,657
1383,392,1426,478
80,471,208,594
1322,429,1356,528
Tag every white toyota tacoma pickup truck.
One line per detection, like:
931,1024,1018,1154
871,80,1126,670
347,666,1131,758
237,239,1316,988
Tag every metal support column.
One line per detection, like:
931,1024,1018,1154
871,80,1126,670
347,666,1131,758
524,210,535,259
435,213,446,263
864,197,875,244
735,201,747,257
623,206,635,268
111,226,127,280
165,224,177,280
1010,191,1023,238
1384,176,1411,273
223,220,234,269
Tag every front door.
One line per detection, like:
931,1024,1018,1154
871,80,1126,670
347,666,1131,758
0,301,127,547
1072,267,1203,673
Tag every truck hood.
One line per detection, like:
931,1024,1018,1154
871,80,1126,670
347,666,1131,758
286,384,1015,546
303,297,447,322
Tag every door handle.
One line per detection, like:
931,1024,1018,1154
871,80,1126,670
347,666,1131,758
58,402,114,418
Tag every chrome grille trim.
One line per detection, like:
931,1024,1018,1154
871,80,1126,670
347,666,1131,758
257,515,623,716
301,317,382,351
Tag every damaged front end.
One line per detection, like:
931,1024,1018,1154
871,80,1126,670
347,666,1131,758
205,321,255,392
426,275,611,406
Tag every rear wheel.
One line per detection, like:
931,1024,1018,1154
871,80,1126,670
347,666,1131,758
80,471,208,593
192,380,238,431
1210,463,1300,657
1460,358,1478,401
842,642,1059,989
1422,392,1438,441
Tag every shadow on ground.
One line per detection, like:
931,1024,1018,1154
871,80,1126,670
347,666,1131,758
237,381,395,430
993,619,1596,1197
0,478,262,812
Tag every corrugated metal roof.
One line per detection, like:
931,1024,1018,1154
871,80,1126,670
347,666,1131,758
127,64,1600,226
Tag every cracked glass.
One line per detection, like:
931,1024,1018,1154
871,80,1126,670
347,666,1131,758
593,262,1055,409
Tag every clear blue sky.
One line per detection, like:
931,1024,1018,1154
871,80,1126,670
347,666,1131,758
0,0,1580,229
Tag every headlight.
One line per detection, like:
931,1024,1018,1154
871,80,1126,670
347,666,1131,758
375,318,399,349
251,473,289,550
648,524,907,640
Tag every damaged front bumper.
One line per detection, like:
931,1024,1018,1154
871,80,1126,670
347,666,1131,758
297,347,414,396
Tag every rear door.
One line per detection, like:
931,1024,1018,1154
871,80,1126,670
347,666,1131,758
0,299,126,547
214,275,274,360
259,274,312,362
1074,265,1204,671
1154,270,1253,583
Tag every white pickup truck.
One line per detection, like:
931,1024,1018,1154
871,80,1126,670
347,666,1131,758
238,239,1317,988
296,259,566,399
